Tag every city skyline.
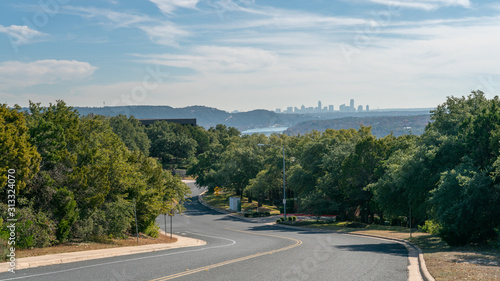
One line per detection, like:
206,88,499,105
276,99,369,113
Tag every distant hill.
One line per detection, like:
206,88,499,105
75,106,301,131
71,105,432,134
284,114,431,137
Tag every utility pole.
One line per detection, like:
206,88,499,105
134,198,139,244
257,143,287,220
409,204,412,239
164,212,167,238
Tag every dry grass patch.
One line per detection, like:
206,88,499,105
203,191,280,215
15,233,177,259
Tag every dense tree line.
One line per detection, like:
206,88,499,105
2,91,499,252
1,101,191,254
189,91,500,246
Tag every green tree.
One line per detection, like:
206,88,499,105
431,161,500,245
109,115,151,156
147,121,197,169
0,104,41,192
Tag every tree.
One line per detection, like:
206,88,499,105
109,115,151,156
217,144,263,199
431,161,500,245
147,121,197,169
0,104,41,192
340,135,388,222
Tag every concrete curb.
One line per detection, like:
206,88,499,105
198,194,434,281
0,233,206,273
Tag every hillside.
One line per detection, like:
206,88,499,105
284,114,431,137
73,106,431,134
75,106,301,131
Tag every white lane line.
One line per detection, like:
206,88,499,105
0,232,236,281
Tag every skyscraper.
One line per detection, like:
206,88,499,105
318,100,322,111
350,99,354,109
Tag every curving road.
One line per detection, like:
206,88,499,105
0,181,409,281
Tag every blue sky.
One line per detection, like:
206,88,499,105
1,0,500,112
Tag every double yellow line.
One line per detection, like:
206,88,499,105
150,228,302,281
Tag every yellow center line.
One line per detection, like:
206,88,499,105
150,228,302,281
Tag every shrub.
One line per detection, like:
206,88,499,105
4,206,56,248
53,188,78,243
419,220,442,235
276,217,284,223
1,218,9,261
264,212,271,217
103,200,133,239
144,222,159,238
72,209,107,241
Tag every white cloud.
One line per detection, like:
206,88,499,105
0,60,97,89
64,6,152,28
0,25,45,46
368,0,470,10
138,46,278,73
150,0,199,14
64,6,189,46
138,23,190,47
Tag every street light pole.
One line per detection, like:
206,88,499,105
282,145,287,220
258,143,287,220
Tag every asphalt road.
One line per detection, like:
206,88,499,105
0,181,409,281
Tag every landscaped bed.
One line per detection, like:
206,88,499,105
202,191,280,216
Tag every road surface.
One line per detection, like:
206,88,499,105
0,181,408,281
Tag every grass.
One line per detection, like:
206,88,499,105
281,220,500,281
410,235,500,281
203,191,281,215
1,233,177,261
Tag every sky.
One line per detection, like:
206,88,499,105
1,0,500,112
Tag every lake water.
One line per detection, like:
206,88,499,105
241,127,288,136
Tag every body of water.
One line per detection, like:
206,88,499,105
241,127,288,136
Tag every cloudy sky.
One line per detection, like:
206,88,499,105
1,0,500,112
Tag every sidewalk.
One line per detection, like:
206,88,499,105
0,233,206,273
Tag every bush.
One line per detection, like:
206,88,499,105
264,212,271,217
72,209,107,241
144,222,160,238
419,220,442,235
53,188,78,243
1,218,9,261
276,217,284,223
103,200,133,239
1,206,56,248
